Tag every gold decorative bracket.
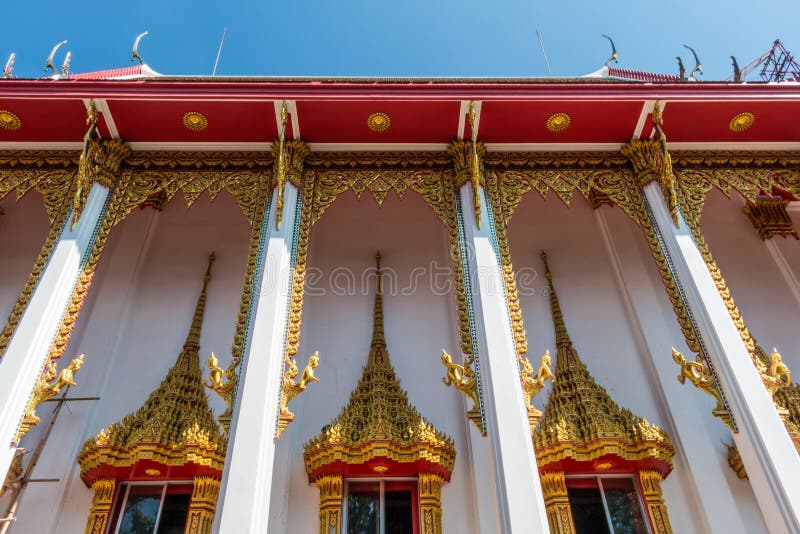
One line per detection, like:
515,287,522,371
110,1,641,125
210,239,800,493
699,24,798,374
621,102,677,225
671,348,734,431
448,107,485,229
274,100,289,229
73,101,130,229
743,197,798,240
277,350,320,438
271,104,309,230
440,349,483,433
519,350,554,433
205,351,237,433
17,353,85,442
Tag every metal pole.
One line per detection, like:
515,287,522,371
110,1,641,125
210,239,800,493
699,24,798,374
0,388,98,533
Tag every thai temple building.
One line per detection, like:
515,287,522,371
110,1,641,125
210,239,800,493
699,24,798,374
2,42,800,534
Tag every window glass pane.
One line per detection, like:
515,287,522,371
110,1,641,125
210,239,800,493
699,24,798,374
602,478,648,534
155,492,191,534
385,490,413,534
567,486,611,534
347,482,380,534
118,485,163,534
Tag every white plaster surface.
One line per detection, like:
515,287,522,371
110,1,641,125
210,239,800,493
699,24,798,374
0,192,50,323
7,194,248,533
508,193,767,534
1,185,791,533
277,191,479,534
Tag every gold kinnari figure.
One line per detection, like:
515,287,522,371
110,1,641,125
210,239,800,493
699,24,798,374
277,351,320,438
17,354,85,441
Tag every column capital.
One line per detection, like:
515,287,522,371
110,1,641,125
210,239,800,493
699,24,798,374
622,138,678,224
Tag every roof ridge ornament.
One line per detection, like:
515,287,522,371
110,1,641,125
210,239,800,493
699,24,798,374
44,40,67,77
132,31,148,65
601,34,618,68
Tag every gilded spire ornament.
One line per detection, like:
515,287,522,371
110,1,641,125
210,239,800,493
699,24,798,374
305,253,454,534
78,253,225,482
534,252,675,469
534,253,675,534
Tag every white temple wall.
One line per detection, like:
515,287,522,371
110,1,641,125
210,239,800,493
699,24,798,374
278,192,479,534
1,187,785,533
507,193,767,533
9,194,249,533
0,192,50,322
700,191,800,373
599,204,768,533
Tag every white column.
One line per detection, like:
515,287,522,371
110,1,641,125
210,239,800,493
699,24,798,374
596,208,760,533
458,184,550,534
214,183,299,534
0,184,109,478
644,182,800,534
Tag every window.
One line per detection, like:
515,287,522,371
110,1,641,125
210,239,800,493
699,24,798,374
344,480,418,534
109,482,193,534
566,476,650,534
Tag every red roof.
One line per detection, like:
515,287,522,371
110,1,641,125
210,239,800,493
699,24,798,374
69,65,143,80
608,67,681,83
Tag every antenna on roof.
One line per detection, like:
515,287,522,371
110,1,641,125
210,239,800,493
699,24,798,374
212,28,227,76
536,30,552,76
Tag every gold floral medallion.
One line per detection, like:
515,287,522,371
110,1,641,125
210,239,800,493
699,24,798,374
182,111,208,132
546,113,571,133
0,110,21,131
729,112,755,132
367,112,391,132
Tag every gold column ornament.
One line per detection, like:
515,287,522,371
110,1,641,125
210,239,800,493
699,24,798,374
441,349,482,432
84,478,116,534
272,103,309,230
638,470,675,534
448,113,485,228
621,102,677,224
419,473,445,534
73,104,130,229
184,476,221,534
277,350,320,438
316,474,343,534
519,350,555,433
540,471,576,534
743,197,798,240
16,353,84,442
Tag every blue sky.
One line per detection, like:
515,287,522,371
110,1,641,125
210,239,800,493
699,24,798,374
2,0,799,80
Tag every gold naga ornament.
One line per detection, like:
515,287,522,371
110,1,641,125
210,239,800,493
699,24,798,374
78,254,225,534
534,252,675,534
304,253,455,534
73,100,130,230
621,101,678,224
